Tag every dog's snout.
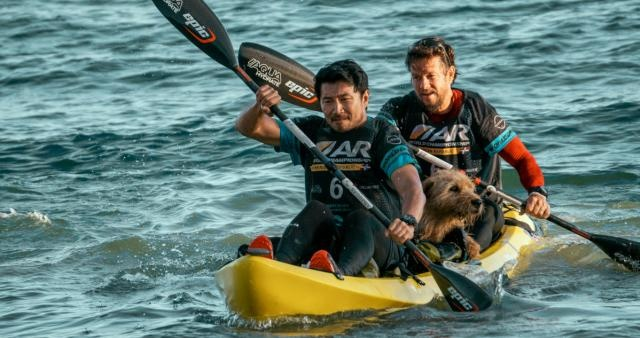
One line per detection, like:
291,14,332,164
472,199,482,208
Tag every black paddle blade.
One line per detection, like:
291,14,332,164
428,257,493,311
238,42,322,112
405,242,492,311
591,233,640,271
151,0,237,69
547,214,640,272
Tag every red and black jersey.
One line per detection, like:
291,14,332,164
379,89,517,189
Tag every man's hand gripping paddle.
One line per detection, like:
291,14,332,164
151,0,493,311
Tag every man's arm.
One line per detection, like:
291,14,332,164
387,164,426,244
499,137,551,218
235,85,282,146
473,95,551,219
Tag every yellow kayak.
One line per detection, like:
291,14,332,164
215,208,538,320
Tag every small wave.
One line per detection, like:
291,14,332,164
0,208,52,226
35,143,71,158
0,185,44,196
49,158,82,171
546,170,639,187
443,260,495,288
71,132,123,144
100,236,153,256
204,309,377,333
93,271,155,294
167,292,199,307
608,41,640,55
2,69,78,87
586,100,640,125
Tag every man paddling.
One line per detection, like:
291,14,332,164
236,60,425,276
379,37,551,252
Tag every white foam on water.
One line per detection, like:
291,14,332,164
0,208,52,226
443,260,494,286
0,208,18,218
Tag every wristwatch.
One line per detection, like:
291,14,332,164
528,186,549,198
400,214,417,227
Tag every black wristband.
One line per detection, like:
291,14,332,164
400,214,417,227
527,186,549,198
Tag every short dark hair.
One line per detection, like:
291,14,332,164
314,59,369,98
405,36,458,82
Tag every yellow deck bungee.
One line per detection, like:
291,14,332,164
215,209,538,320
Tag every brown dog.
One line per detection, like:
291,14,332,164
416,169,482,259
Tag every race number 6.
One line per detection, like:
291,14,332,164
330,177,343,199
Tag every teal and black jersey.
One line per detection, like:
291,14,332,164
379,89,515,189
276,116,419,224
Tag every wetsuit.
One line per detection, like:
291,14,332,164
379,89,543,250
274,115,419,276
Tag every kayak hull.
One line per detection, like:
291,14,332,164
215,211,537,319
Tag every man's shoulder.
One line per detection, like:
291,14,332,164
459,88,490,106
293,114,325,127
458,88,497,118
381,92,417,114
381,95,404,112
370,114,395,131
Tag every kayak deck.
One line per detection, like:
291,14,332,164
215,212,538,319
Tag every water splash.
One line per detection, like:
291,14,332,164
612,252,640,272
210,310,379,335
0,208,52,226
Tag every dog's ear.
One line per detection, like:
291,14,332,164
422,178,434,198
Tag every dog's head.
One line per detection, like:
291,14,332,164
422,169,483,225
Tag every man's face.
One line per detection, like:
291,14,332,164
320,80,369,132
410,56,455,114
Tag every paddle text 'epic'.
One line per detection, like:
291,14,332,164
183,13,211,40
285,80,314,99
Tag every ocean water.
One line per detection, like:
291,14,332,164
2,0,639,336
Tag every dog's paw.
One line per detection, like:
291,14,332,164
466,236,481,259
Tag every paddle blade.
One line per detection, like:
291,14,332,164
591,233,640,271
238,42,322,112
429,261,493,311
151,0,237,69
405,242,492,311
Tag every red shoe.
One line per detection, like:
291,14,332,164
246,235,273,259
308,250,342,274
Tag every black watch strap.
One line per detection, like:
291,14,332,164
400,214,417,227
528,186,549,198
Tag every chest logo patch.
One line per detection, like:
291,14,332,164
317,140,371,158
409,124,470,142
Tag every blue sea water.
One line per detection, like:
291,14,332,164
1,0,639,336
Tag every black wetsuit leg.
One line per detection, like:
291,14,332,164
336,209,404,276
470,198,505,251
275,200,336,265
